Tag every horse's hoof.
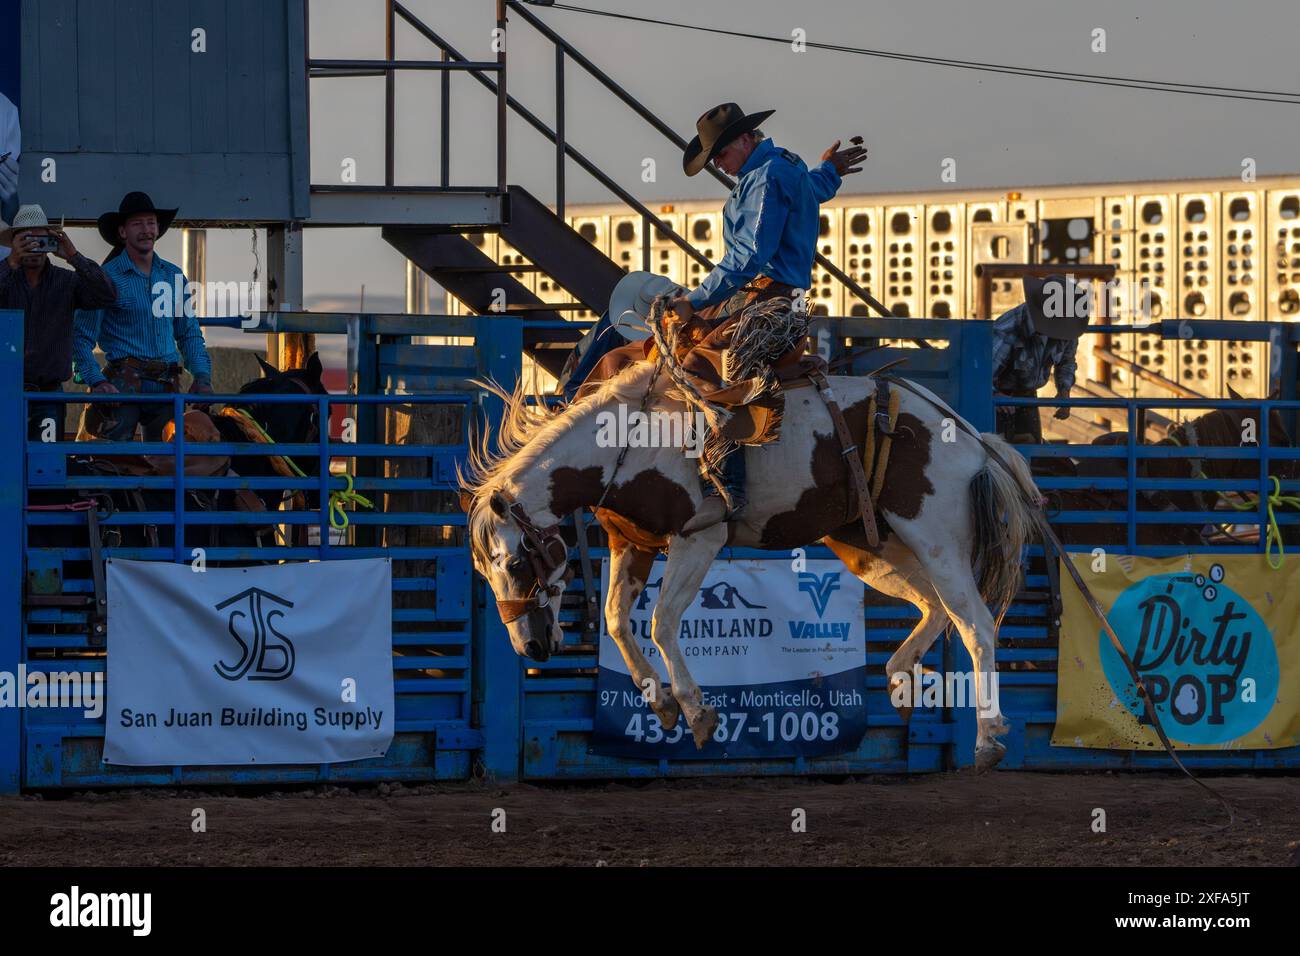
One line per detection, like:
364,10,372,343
888,676,913,723
974,741,1006,773
652,689,681,730
690,705,719,749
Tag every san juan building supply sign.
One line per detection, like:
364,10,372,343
103,558,395,766
592,559,868,759
1055,553,1299,751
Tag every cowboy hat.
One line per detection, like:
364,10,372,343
1023,274,1091,340
606,271,683,342
682,102,775,177
0,204,55,246
97,191,178,247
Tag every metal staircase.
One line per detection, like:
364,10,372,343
312,0,892,375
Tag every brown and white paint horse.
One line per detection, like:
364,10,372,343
460,363,1043,770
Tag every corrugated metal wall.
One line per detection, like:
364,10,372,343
18,0,308,221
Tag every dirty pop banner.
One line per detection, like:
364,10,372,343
591,559,868,760
1055,554,1300,750
103,558,395,766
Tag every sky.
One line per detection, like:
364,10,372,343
59,0,1300,352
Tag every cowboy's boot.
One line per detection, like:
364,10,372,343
681,448,747,535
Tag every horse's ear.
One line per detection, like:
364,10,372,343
1268,386,1280,400
304,351,323,383
457,491,474,514
1225,383,1243,401
255,354,279,378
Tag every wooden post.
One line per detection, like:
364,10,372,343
267,223,306,368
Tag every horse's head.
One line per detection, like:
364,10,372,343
236,352,328,451
461,486,568,662
1214,384,1297,479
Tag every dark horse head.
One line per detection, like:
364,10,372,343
235,351,329,450
216,351,331,513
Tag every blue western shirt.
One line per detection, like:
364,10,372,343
72,252,212,386
687,138,843,309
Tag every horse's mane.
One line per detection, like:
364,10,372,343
458,361,662,562
458,361,660,500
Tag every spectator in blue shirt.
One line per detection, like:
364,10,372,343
669,103,867,533
72,192,213,441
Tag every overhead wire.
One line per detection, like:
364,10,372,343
542,3,1300,106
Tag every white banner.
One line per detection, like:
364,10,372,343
593,558,868,759
103,558,394,766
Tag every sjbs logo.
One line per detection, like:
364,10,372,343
214,587,296,681
1101,564,1279,744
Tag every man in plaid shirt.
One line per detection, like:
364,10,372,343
992,275,1089,443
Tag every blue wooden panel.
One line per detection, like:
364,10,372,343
150,0,192,154
188,0,228,153
19,0,307,221
226,0,267,154
76,0,120,152
29,0,79,150
113,0,155,153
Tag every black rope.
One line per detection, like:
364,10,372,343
544,4,1300,106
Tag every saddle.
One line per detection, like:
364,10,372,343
79,409,266,515
576,317,901,547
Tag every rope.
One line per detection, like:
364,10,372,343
1219,476,1300,570
216,406,372,531
1165,431,1297,568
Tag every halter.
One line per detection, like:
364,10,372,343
490,491,573,625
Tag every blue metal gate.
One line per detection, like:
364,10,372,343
2,309,520,790
7,309,1300,789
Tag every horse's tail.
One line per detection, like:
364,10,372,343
970,431,1043,630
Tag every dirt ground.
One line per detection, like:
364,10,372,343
1,771,1296,867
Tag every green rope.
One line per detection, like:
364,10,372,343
221,406,372,532
1220,476,1300,570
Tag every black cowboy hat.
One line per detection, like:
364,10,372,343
682,102,775,177
96,191,178,247
1023,274,1091,340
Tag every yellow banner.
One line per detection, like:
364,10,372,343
1054,553,1300,750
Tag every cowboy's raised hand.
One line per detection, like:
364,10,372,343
822,137,868,176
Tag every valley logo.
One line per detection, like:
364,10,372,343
1100,563,1279,744
792,571,852,641
213,587,297,682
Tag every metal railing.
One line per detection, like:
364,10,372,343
306,0,509,192
504,1,896,318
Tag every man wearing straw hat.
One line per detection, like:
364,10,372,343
0,204,116,438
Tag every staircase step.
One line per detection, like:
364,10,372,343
383,228,539,317
500,185,625,315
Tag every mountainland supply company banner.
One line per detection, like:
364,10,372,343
591,558,868,760
103,558,395,766
1055,553,1300,751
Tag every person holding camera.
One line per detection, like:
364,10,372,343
0,204,117,439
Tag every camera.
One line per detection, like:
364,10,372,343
27,235,59,254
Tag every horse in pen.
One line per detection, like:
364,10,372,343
459,317,1045,771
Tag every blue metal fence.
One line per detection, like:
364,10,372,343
2,308,522,789
5,308,1300,788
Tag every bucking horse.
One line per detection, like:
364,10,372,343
459,357,1044,770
